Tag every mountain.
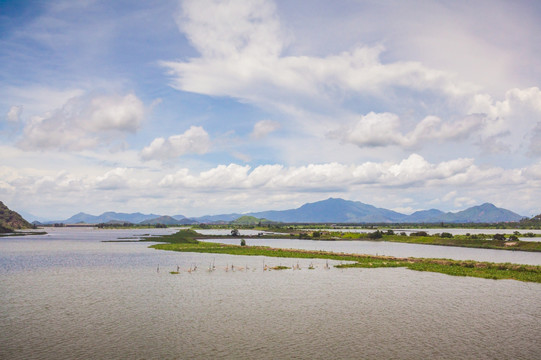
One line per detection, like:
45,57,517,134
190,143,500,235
249,198,407,223
405,209,446,223
63,211,162,224
191,213,243,223
195,198,523,224
140,216,198,225
0,201,32,231
56,198,525,225
15,210,49,223
438,203,524,223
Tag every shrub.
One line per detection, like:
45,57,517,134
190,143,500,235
368,230,383,239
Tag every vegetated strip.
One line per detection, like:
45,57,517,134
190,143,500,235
145,230,541,283
194,226,541,252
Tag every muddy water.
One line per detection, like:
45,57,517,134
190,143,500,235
1,228,540,359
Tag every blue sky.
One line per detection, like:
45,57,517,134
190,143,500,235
1,0,541,220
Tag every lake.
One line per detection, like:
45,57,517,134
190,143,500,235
1,228,540,359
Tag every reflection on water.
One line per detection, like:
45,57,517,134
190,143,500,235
1,228,540,359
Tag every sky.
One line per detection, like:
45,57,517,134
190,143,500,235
1,0,541,220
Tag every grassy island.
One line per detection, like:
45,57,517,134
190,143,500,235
146,230,541,283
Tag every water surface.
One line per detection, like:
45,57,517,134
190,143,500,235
1,228,540,359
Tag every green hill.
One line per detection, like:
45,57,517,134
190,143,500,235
0,201,32,232
231,215,274,225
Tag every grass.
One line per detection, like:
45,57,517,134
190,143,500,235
278,230,541,252
379,234,541,252
145,230,541,283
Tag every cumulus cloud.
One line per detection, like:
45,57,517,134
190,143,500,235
251,120,281,139
162,0,475,117
140,126,211,161
468,87,541,153
331,112,483,148
158,154,480,191
17,93,145,151
6,105,22,122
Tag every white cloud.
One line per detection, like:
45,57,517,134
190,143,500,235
140,126,211,161
17,93,145,151
162,0,477,119
332,112,483,149
468,87,541,154
251,120,281,139
6,105,22,122
157,154,479,191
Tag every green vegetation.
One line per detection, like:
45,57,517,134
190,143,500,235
146,230,541,283
271,230,541,252
231,215,274,226
0,201,33,232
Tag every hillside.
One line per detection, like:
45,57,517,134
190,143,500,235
0,201,32,231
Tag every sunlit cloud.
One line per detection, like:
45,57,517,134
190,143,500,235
140,126,211,161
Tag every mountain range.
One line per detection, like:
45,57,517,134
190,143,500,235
36,198,525,225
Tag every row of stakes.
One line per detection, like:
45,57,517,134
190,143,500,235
158,260,333,274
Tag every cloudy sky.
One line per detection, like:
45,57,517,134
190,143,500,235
1,0,541,220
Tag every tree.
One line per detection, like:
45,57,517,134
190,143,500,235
492,233,506,241
240,239,246,246
231,229,240,237
368,230,383,239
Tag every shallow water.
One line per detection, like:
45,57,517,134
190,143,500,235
204,237,541,265
1,228,540,359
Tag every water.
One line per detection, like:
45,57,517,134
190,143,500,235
203,237,541,266
1,228,540,359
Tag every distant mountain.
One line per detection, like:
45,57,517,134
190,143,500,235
56,198,526,225
406,209,446,223
63,211,161,224
0,201,32,231
194,198,523,224
15,210,49,223
248,198,407,223
191,213,243,223
436,203,524,223
140,216,197,225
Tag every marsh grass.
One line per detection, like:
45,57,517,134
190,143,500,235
147,230,541,283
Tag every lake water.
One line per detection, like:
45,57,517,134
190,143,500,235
202,237,541,266
1,228,540,359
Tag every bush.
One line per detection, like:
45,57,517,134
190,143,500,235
240,239,246,246
508,235,519,242
492,233,506,241
368,230,383,239
440,232,453,238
